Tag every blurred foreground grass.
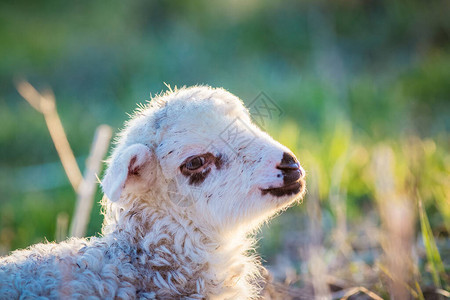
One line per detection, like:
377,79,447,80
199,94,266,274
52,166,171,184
0,0,449,298
259,122,449,297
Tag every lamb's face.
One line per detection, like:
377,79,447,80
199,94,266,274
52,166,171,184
103,87,305,233
154,87,305,231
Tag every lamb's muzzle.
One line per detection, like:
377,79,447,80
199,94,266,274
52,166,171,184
260,151,305,197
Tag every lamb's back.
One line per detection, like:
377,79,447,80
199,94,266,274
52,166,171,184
0,238,88,299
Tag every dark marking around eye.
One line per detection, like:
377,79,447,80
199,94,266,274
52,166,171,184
180,153,226,185
214,154,224,169
188,168,211,185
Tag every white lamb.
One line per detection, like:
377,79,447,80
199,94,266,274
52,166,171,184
0,86,306,299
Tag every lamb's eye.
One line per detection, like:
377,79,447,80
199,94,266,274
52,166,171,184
180,153,216,175
185,156,205,170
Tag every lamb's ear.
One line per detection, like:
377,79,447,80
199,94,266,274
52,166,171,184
102,144,156,202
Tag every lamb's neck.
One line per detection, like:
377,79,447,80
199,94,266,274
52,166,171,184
107,200,262,297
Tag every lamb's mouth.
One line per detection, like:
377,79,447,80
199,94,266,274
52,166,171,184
260,180,305,197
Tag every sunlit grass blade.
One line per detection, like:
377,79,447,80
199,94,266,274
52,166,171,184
415,281,425,300
418,195,445,289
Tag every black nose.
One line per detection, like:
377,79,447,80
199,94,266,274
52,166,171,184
277,152,302,184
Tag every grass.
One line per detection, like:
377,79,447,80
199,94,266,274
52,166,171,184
419,195,446,289
0,0,449,298
257,121,450,298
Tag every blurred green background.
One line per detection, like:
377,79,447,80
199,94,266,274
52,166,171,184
0,0,449,295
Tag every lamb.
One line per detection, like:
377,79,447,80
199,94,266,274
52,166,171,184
0,86,306,299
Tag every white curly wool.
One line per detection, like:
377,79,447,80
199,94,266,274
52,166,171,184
0,86,306,299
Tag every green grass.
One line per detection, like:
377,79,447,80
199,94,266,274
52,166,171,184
419,195,446,289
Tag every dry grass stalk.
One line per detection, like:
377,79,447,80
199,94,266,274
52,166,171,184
329,154,353,260
16,80,112,239
335,286,383,300
373,145,415,299
16,80,83,191
307,165,332,300
70,125,112,237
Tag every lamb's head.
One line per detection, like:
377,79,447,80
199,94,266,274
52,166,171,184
102,86,305,234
